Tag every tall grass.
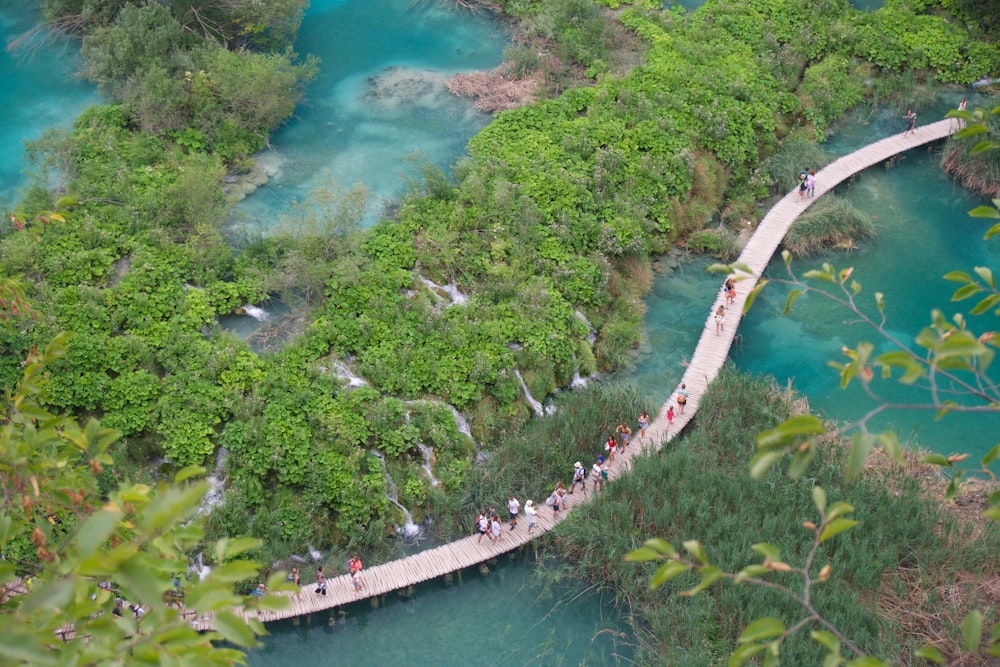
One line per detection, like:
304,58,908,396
555,365,1000,664
454,385,646,532
784,194,877,256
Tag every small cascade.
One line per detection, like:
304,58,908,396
570,371,588,389
190,447,228,523
307,545,323,562
418,276,468,307
574,309,597,344
370,449,422,539
332,360,368,388
240,305,269,321
514,369,545,416
402,399,485,464
416,442,441,487
191,552,211,581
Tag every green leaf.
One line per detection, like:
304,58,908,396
920,453,952,467
788,446,814,479
962,610,984,652
729,642,765,667
74,508,122,559
750,451,784,480
812,486,827,515
175,465,207,484
757,415,826,448
738,617,786,643
974,267,995,288
644,537,677,558
846,432,873,481
982,443,1000,467
680,565,722,596
969,206,1000,219
211,609,259,649
782,288,803,315
20,577,75,613
811,630,840,653
819,518,858,544
913,646,946,664
985,221,1000,240
743,280,768,314
845,658,890,667
826,501,855,520
626,547,665,562
221,537,261,560
735,564,771,581
752,543,781,562
951,283,982,301
876,431,902,464
683,540,709,565
943,270,974,283
650,561,689,588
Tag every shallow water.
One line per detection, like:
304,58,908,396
246,554,633,667
0,5,97,211
621,96,1000,464
228,0,508,233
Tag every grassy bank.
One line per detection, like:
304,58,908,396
554,366,1000,664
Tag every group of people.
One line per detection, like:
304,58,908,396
476,495,540,543
310,556,364,597
797,168,817,199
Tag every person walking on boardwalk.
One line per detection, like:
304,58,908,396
605,434,617,463
591,459,604,492
507,495,520,529
476,512,489,543
638,411,649,440
287,567,300,599
314,566,327,596
490,516,502,542
806,169,816,198
714,305,726,335
797,169,808,199
724,278,736,306
903,109,917,135
548,482,566,518
666,404,675,431
525,500,537,533
569,461,586,494
615,422,632,452
349,556,363,593
676,383,688,414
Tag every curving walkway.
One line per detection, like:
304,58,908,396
190,119,955,631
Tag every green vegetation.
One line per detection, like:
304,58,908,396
784,194,877,256
2,0,997,591
557,367,1000,664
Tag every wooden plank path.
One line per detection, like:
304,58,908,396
187,120,955,631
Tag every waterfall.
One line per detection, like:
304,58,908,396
574,309,597,344
402,399,484,464
415,442,441,487
307,545,323,562
514,369,545,416
570,371,588,389
370,449,422,539
332,360,368,388
192,552,211,581
190,447,228,524
418,276,468,307
241,304,269,321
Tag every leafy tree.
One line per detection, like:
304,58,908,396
0,286,284,665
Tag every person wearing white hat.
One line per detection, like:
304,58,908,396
569,461,586,493
524,500,537,533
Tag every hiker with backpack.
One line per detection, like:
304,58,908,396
568,461,586,493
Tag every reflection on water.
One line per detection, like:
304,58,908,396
247,555,633,667
228,0,508,233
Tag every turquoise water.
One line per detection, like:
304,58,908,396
0,5,97,212
622,97,1000,464
247,555,633,666
228,0,508,232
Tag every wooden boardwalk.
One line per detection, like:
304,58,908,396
191,119,955,630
